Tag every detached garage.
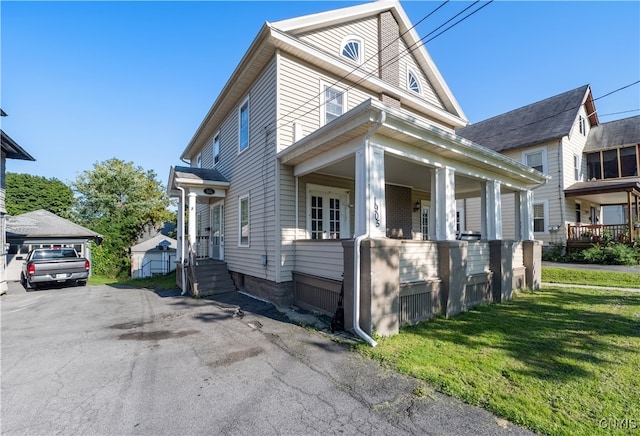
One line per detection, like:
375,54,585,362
6,209,102,281
130,233,177,278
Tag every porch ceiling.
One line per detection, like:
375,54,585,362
317,154,497,198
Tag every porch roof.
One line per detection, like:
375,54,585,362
564,179,640,205
276,99,548,191
167,166,230,197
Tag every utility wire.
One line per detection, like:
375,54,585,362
599,109,640,118
460,80,640,144
274,0,451,130
277,1,493,131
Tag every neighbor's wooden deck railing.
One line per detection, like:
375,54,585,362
567,224,639,244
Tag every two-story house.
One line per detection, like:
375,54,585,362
456,85,640,252
167,0,547,340
1,109,35,294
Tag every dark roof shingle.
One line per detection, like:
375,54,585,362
584,115,640,152
456,85,590,153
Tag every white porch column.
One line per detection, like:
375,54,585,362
355,143,386,237
188,191,197,251
481,180,502,240
519,190,534,240
177,194,185,261
430,166,456,240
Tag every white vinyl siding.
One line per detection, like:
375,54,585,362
293,240,343,281
294,16,379,76
213,58,278,281
278,53,371,151
398,39,444,109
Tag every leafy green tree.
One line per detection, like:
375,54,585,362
72,158,173,278
5,172,74,217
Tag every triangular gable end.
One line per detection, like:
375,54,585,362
271,0,466,123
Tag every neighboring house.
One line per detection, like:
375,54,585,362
130,233,177,279
456,85,640,251
1,109,36,293
6,209,101,281
167,1,547,339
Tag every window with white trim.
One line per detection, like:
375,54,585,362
239,195,249,246
307,184,350,239
213,132,220,165
340,36,364,64
420,200,430,240
573,154,580,180
533,202,546,233
321,84,346,125
238,98,249,153
523,148,547,173
407,67,421,95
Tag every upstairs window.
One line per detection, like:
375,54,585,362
407,68,421,94
238,98,249,153
587,152,601,180
321,84,345,125
578,115,586,136
213,133,220,165
573,154,581,180
340,36,363,64
523,148,546,173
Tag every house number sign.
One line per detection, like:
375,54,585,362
373,197,380,228
203,188,215,195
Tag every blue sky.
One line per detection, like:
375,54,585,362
2,1,639,185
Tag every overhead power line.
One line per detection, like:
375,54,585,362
276,1,494,131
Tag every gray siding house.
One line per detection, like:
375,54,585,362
456,86,640,251
168,0,547,341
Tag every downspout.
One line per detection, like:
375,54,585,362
353,110,386,347
177,186,187,295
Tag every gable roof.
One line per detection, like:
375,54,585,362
6,209,101,239
584,115,640,152
271,0,465,119
456,85,595,153
130,233,177,253
180,0,467,160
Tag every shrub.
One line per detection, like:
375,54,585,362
576,243,639,266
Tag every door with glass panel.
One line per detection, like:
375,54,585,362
209,203,224,260
308,188,350,239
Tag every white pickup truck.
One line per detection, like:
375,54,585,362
20,248,90,290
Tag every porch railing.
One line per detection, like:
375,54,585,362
195,235,209,259
567,224,637,244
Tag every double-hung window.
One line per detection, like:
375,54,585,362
533,202,547,233
239,98,249,153
322,84,345,125
523,148,546,173
239,195,249,247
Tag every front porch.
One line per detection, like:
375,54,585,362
290,238,540,336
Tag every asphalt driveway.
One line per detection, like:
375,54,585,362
1,282,532,435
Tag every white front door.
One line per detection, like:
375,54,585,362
210,203,224,260
307,185,350,239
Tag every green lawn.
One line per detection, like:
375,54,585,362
542,267,640,289
89,271,177,290
356,285,640,435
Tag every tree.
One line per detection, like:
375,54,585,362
5,173,74,217
72,158,173,277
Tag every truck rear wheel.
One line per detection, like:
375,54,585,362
21,273,35,291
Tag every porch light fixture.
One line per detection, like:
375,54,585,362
413,201,421,212
549,225,560,232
